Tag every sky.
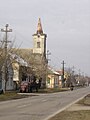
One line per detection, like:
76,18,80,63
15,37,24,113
0,0,90,76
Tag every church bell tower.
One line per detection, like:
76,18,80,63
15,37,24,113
32,18,47,58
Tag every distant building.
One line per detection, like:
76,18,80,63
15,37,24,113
47,67,60,88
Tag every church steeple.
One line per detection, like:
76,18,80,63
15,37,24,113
37,18,43,34
33,18,47,57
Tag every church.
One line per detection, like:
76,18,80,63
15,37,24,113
12,18,48,89
0,18,60,92
32,18,47,87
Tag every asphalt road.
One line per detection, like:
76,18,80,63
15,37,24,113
0,87,90,120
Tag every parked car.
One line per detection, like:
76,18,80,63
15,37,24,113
20,81,30,93
20,78,42,93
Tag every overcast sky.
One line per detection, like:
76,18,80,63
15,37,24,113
0,0,90,76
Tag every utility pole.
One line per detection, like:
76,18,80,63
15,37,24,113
72,66,75,75
47,50,51,63
46,50,51,87
61,60,65,87
78,69,81,79
1,24,12,92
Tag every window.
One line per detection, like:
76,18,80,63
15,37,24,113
37,42,40,48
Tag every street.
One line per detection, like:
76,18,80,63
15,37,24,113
0,87,90,120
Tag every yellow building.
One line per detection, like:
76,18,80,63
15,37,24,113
47,67,60,88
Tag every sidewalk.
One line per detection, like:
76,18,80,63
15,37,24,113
66,103,90,111
66,94,90,111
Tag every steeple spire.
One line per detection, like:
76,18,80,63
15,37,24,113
37,18,43,34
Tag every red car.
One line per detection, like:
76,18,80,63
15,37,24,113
20,81,30,93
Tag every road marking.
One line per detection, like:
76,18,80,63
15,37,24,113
42,99,48,102
17,104,29,108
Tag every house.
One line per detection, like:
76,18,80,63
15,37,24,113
0,51,35,91
0,58,14,92
46,67,60,88
56,70,63,87
11,53,35,90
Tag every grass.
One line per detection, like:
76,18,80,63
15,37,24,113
38,88,69,93
77,94,90,105
48,110,90,120
0,91,30,101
